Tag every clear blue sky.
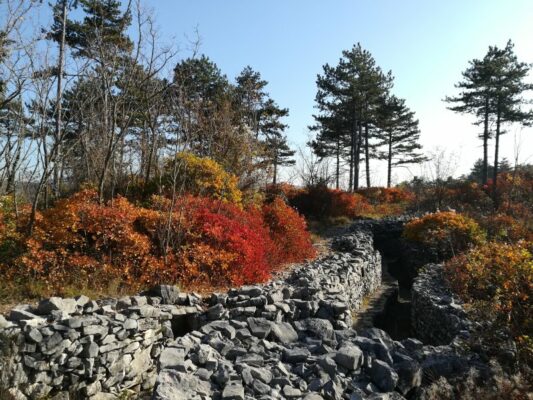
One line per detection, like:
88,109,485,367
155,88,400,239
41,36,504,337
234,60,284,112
149,0,533,184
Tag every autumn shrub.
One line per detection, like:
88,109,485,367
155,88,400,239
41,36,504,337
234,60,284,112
480,214,532,243
266,183,303,202
168,196,275,286
289,185,370,220
445,241,532,340
9,189,157,294
357,187,415,205
162,152,243,205
262,197,316,265
403,211,485,257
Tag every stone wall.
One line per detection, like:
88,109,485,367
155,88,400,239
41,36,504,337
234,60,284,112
151,230,481,400
411,264,471,345
0,231,383,400
0,290,202,399
0,225,483,400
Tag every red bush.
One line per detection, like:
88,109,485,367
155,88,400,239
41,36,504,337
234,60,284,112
174,196,275,286
480,213,532,243
4,187,318,294
262,197,316,265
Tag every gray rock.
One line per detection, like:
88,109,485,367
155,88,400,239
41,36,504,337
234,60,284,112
370,359,399,392
283,385,302,398
37,297,77,315
9,308,44,323
25,328,43,343
283,347,311,363
149,285,180,304
207,303,225,320
322,379,343,400
304,394,325,400
334,344,362,370
395,358,422,395
239,286,263,297
83,325,108,337
252,379,271,395
222,382,245,400
159,347,187,369
294,318,336,344
0,315,15,329
269,322,298,344
250,367,273,384
247,317,272,339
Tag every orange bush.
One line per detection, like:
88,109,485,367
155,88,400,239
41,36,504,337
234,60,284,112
2,183,318,294
288,185,370,219
480,214,532,243
357,187,415,205
262,197,316,265
15,189,157,292
403,211,485,256
445,241,532,338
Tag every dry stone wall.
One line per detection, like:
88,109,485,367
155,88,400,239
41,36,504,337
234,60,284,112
411,264,471,345
0,290,202,399
0,224,483,400
0,231,383,399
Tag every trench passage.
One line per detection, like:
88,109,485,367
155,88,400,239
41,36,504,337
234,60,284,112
372,255,412,339
352,240,414,340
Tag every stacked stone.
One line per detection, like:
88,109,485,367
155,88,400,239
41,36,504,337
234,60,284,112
0,227,482,400
203,231,382,329
153,230,480,400
0,289,201,399
153,320,426,399
411,265,471,345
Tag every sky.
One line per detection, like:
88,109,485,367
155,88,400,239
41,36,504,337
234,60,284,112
147,0,533,186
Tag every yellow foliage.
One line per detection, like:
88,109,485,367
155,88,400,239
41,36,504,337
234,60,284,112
164,152,243,205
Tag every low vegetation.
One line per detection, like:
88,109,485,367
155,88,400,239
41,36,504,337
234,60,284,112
0,155,316,301
403,168,533,375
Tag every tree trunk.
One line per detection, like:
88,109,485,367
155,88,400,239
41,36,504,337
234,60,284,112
335,138,340,190
53,0,68,197
272,155,278,185
481,96,490,185
349,129,354,192
364,122,370,188
144,125,158,186
387,131,392,188
353,121,362,190
492,107,501,208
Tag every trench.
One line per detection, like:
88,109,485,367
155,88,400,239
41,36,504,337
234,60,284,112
353,229,416,341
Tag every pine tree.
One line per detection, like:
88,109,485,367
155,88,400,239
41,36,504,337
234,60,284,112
235,66,268,137
468,158,512,183
310,44,394,190
259,98,291,183
486,41,533,201
265,134,295,185
445,51,494,185
376,95,425,187
64,0,133,59
446,40,533,191
310,63,348,189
